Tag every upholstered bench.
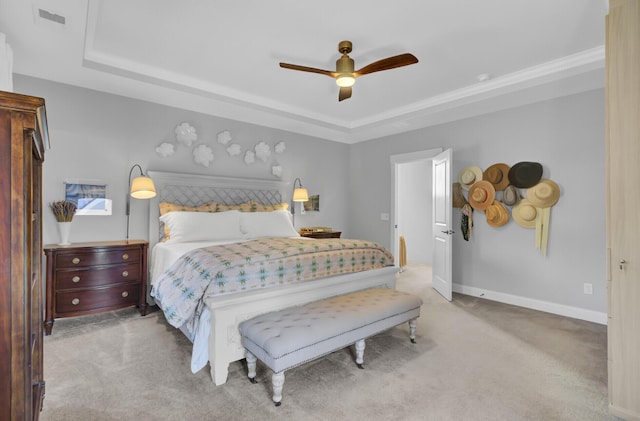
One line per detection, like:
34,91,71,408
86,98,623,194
239,287,423,406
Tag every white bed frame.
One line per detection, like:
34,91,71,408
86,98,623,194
147,171,398,385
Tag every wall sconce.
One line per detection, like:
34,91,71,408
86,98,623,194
126,164,156,239
291,177,309,226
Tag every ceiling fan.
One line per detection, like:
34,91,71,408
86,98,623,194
279,40,419,102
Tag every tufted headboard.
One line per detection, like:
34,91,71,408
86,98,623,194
147,171,288,248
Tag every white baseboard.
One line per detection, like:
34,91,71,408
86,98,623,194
453,283,608,325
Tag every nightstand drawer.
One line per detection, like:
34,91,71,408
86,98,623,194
56,263,141,290
55,248,141,268
55,282,140,314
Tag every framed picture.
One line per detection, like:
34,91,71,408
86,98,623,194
303,194,320,212
64,179,112,216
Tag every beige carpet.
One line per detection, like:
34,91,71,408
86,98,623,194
40,262,612,421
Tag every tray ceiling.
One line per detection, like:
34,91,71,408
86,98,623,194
0,0,607,143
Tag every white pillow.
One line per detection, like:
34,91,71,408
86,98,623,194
240,210,300,238
160,210,244,243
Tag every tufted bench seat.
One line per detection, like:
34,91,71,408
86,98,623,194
239,287,423,405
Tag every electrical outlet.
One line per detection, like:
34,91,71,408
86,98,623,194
583,283,593,295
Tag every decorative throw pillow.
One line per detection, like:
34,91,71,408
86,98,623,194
249,201,289,212
215,202,255,212
159,201,218,215
215,201,289,213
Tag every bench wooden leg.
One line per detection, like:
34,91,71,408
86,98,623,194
272,371,285,406
246,351,258,384
409,318,417,343
355,339,366,369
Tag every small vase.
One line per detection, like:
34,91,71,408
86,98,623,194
57,222,72,245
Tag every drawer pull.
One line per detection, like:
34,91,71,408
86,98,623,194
122,270,129,277
121,291,129,298
71,298,80,305
72,276,80,283
122,253,129,260
72,257,80,264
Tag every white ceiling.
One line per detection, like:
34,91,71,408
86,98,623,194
0,0,607,143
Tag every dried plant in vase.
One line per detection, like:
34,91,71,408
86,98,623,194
50,201,77,222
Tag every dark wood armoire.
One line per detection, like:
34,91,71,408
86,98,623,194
0,90,49,421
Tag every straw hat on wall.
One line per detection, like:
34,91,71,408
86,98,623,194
526,179,560,208
485,201,510,227
512,199,538,228
468,180,495,210
483,163,511,191
458,166,483,190
452,182,467,208
502,185,521,206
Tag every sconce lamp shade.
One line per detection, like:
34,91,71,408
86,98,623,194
130,176,156,199
293,187,309,202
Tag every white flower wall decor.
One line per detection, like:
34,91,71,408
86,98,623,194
193,144,214,167
254,141,271,162
155,142,175,158
175,122,197,146
217,130,232,145
271,165,283,177
226,143,242,156
160,122,289,175
244,150,255,165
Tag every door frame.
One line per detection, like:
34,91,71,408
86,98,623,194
390,148,443,266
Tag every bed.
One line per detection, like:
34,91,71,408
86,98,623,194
147,171,399,385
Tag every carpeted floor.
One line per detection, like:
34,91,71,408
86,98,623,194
40,262,613,421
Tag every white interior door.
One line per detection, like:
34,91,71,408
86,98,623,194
432,149,452,301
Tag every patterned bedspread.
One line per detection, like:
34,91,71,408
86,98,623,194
151,237,394,338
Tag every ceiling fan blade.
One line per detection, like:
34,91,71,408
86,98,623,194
339,86,352,102
279,62,338,78
354,53,418,77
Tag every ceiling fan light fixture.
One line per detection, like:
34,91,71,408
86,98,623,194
279,40,418,101
336,74,355,88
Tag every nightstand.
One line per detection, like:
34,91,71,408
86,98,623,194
44,240,148,335
299,231,342,239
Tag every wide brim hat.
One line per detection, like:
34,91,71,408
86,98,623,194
458,166,483,191
526,179,560,208
483,163,511,191
502,185,521,206
512,199,538,229
485,201,510,227
468,180,496,210
508,162,543,188
452,182,467,208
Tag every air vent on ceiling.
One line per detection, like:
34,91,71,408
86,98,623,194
37,8,66,25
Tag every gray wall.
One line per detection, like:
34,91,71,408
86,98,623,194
14,75,350,244
15,74,606,317
349,89,606,315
